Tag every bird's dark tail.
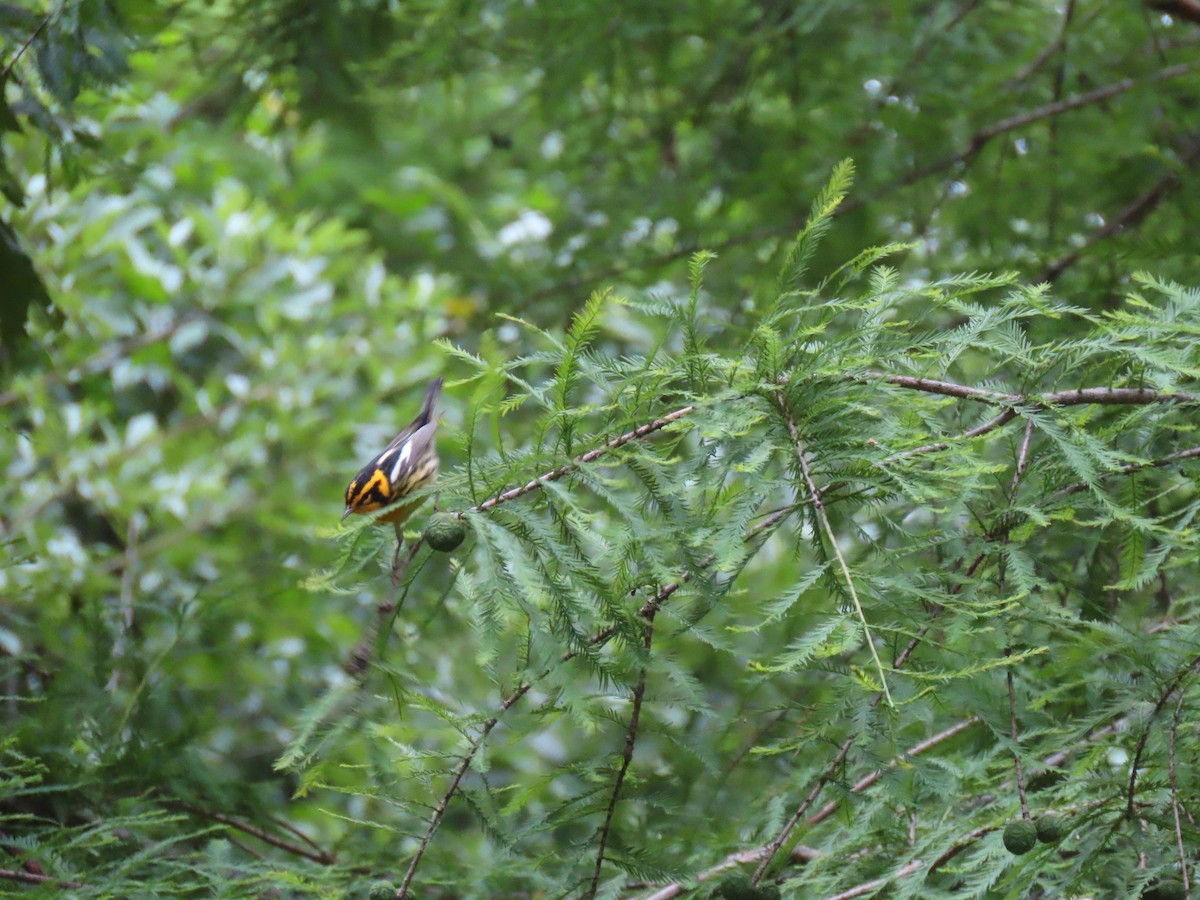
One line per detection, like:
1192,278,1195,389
418,376,444,425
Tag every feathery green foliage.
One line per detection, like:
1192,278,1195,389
5,3,1200,898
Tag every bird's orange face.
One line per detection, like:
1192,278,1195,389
343,465,391,518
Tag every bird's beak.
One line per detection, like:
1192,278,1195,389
341,507,353,521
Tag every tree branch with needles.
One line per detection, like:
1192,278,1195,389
749,384,1053,887
170,801,335,865
588,610,656,898
0,868,84,889
371,371,1198,896
1125,652,1200,820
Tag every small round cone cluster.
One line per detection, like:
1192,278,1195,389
1035,814,1066,844
1002,819,1038,855
714,873,781,899
424,513,466,552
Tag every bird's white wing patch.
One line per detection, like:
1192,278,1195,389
389,441,414,482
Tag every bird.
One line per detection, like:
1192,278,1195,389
342,376,443,534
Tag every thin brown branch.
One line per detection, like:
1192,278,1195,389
636,844,821,900
396,572,679,898
397,736,482,898
345,537,424,677
634,720,981,897
1009,418,1035,495
589,611,656,898
773,394,892,704
869,373,1019,403
777,394,825,510
752,406,1045,886
907,1,983,75
929,824,996,872
899,62,1198,187
0,867,83,889
751,736,856,884
872,373,1199,408
721,709,790,780
398,508,794,897
270,815,329,856
1048,445,1200,503
475,405,694,514
680,689,1165,900
530,62,1196,302
1,4,57,81
1006,419,1034,820
826,858,926,900
1006,655,1030,819
1151,0,1200,26
1038,134,1200,282
172,802,334,864
890,408,1017,460
806,716,981,827
1006,0,1078,86
1169,692,1191,898
1126,652,1200,819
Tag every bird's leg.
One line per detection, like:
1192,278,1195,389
390,522,404,586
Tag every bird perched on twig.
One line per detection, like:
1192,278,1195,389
343,377,443,555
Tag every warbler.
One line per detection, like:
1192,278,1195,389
343,377,443,528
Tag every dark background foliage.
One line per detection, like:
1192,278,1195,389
3,2,1200,897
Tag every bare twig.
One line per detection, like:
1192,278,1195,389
890,408,1017,459
1006,655,1030,819
774,394,893,706
671,662,1167,900
929,824,997,872
806,716,981,827
1169,692,1191,898
1038,134,1200,282
1009,418,1035,495
0,868,83,889
1126,652,1200,819
637,844,820,900
1006,0,1078,86
1048,445,1200,503
905,63,1198,186
752,736,857,884
826,858,926,900
396,509,794,897
529,62,1197,303
1,4,57,81
476,405,694,515
751,407,1046,886
871,373,1199,408
1006,421,1034,820
589,611,656,898
345,538,424,677
395,679,534,899
172,802,334,864
637,718,980,898
270,815,329,857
